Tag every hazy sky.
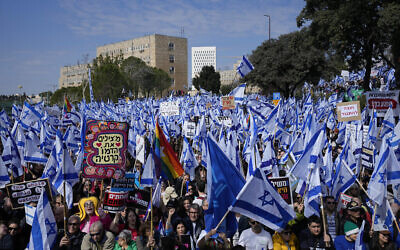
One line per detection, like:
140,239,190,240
0,0,305,95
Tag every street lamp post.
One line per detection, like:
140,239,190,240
264,15,271,41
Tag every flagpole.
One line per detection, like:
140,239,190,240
341,160,370,200
63,150,68,236
150,186,154,250
320,195,329,246
371,204,378,232
214,210,230,231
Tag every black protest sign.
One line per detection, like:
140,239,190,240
110,173,136,192
6,179,52,209
102,190,128,213
126,189,150,210
361,147,374,170
269,177,292,205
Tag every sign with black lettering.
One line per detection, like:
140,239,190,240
126,189,150,210
361,146,374,170
103,190,128,213
5,179,52,209
110,173,136,192
269,177,292,205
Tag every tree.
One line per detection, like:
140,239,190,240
91,55,128,102
192,66,221,94
297,0,400,90
153,67,172,97
246,28,336,97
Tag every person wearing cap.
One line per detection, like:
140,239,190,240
339,200,371,241
369,224,397,250
334,221,365,250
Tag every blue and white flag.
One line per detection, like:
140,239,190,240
229,167,296,231
52,131,79,209
24,203,36,226
229,83,246,103
0,157,10,188
368,135,400,206
331,143,357,199
180,137,198,180
206,135,246,237
379,106,395,139
27,190,57,250
237,56,254,77
355,220,365,250
141,149,156,187
260,134,279,177
88,68,94,103
304,165,322,218
20,101,43,129
24,131,47,164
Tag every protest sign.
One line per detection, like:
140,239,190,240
160,101,180,116
339,193,353,211
126,189,150,210
269,177,292,205
6,179,52,209
103,190,128,213
273,92,281,106
218,116,233,127
345,124,359,141
221,96,235,110
83,120,128,179
365,90,400,117
361,147,374,171
336,101,361,122
110,173,136,192
183,121,196,138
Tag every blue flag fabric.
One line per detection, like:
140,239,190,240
237,56,254,77
27,190,57,250
229,167,296,231
206,135,246,237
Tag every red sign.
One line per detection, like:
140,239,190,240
367,98,397,110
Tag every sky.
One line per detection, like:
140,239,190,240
0,0,305,95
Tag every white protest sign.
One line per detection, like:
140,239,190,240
336,101,361,122
183,121,196,138
218,116,233,128
365,90,400,117
136,135,145,164
160,101,180,116
345,124,358,141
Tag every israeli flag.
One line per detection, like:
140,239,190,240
141,149,156,187
237,56,254,77
27,190,58,250
229,167,296,231
229,83,246,103
52,131,79,209
180,137,198,180
0,157,10,188
355,221,365,250
304,165,322,218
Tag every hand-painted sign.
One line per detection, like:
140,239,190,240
269,177,292,205
83,120,128,179
103,190,128,213
6,179,52,209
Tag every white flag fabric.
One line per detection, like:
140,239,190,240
229,167,296,231
27,190,58,250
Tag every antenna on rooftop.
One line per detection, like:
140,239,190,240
180,27,184,37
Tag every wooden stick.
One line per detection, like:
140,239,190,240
371,204,378,232
320,195,327,235
150,186,153,250
215,210,230,231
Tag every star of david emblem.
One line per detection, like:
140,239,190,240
378,169,387,185
45,218,57,235
22,110,30,119
185,160,193,169
258,190,274,206
338,175,345,184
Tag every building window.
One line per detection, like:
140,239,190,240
168,42,174,51
169,55,175,63
169,66,175,74
171,78,175,85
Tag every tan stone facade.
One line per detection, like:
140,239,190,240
96,34,188,91
59,63,90,89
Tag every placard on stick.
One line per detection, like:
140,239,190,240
126,189,150,210
103,190,128,213
5,179,52,209
269,177,292,205
336,101,361,122
221,96,235,110
83,120,128,179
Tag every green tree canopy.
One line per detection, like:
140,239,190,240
192,66,221,94
246,28,337,97
297,0,400,90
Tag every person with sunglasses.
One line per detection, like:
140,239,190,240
0,221,13,250
55,215,86,250
323,196,338,241
81,221,115,250
272,224,299,250
369,224,397,250
238,219,273,250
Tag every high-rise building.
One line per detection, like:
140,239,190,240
59,63,90,89
218,60,241,86
191,47,216,79
97,34,187,91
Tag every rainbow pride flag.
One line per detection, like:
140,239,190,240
64,96,72,113
154,120,184,180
